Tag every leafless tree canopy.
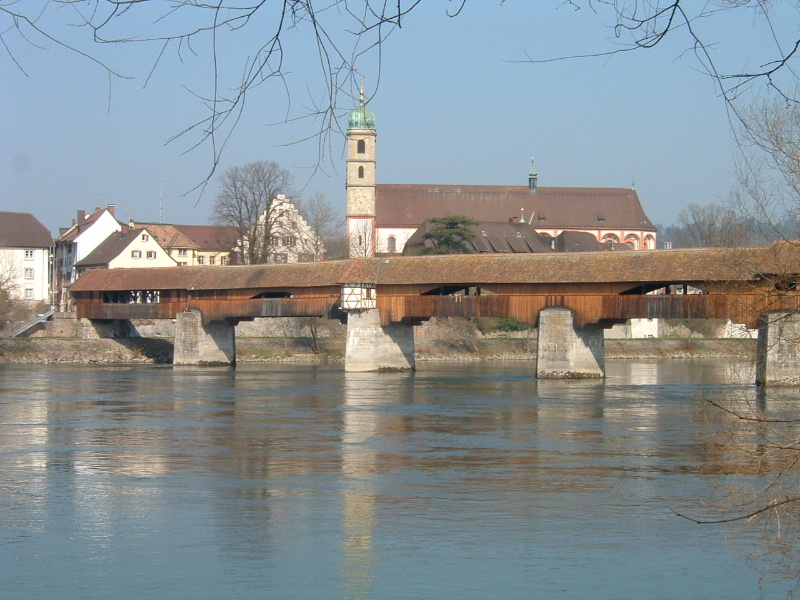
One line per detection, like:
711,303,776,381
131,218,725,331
674,203,754,248
0,254,20,327
550,1,800,111
212,160,294,264
4,1,799,176
732,94,800,242
298,191,342,260
1,0,423,182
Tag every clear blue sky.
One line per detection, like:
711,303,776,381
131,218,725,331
1,2,791,237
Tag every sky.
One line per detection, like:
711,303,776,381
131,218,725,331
2,2,795,239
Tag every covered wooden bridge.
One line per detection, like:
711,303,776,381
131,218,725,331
69,243,800,383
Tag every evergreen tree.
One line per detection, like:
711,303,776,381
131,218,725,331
421,216,479,255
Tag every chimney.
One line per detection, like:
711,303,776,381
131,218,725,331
107,204,116,217
77,210,85,223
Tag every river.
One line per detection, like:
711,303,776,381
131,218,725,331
1,360,796,599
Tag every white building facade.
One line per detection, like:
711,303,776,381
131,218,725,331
0,212,52,304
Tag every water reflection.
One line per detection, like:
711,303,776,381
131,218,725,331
1,361,797,599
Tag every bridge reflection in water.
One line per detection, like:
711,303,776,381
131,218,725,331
69,244,800,384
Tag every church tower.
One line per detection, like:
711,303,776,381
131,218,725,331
346,87,377,257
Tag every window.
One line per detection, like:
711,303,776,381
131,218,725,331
209,256,216,265
197,256,205,265
273,253,287,264
221,256,229,265
141,234,149,242
357,139,366,154
283,236,296,247
178,249,188,256
516,232,522,238
24,268,34,279
131,250,142,259
481,231,487,237
388,236,397,254
146,251,156,259
358,166,365,179
179,262,187,266
24,249,34,260
24,288,33,299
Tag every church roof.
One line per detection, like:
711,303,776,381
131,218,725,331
348,103,376,130
374,184,656,231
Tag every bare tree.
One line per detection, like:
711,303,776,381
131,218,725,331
298,191,342,261
533,2,800,114
0,254,20,331
1,1,426,183
5,2,799,176
731,95,800,243
674,203,754,248
212,160,294,264
348,219,375,258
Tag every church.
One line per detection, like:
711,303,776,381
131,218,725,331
345,97,657,257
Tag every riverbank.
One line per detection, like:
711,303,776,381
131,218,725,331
0,336,756,364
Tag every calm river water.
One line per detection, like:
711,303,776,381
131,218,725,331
1,360,796,599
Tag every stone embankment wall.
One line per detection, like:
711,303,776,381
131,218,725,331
1,314,755,365
0,336,755,365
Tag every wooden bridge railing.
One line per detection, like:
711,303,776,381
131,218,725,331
377,292,800,328
76,296,340,324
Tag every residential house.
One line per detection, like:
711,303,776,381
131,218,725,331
172,224,239,265
55,205,123,309
0,211,53,304
259,194,325,264
127,222,239,266
73,228,177,275
345,99,657,256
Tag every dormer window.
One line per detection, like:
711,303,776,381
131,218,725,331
516,232,522,238
481,231,487,236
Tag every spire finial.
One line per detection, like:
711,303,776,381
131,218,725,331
359,76,365,105
528,157,538,193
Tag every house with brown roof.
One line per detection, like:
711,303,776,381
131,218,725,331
0,211,53,304
345,98,657,256
55,205,124,309
74,228,177,275
128,222,239,266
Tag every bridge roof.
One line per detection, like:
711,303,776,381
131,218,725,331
358,244,800,285
68,243,800,292
70,261,353,292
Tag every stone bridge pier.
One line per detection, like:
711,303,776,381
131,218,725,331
756,311,800,386
173,310,237,367
536,308,605,379
344,309,415,372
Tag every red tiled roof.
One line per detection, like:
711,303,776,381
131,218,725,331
129,223,198,250
173,224,239,252
375,184,656,231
